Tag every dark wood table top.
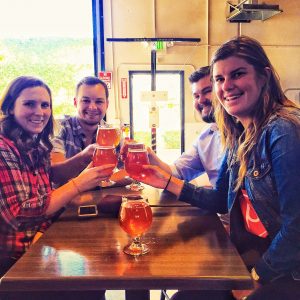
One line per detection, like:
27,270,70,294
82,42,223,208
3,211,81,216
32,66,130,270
0,202,252,294
71,184,189,209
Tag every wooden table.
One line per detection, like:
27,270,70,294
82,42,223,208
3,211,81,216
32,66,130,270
72,184,189,208
0,187,252,299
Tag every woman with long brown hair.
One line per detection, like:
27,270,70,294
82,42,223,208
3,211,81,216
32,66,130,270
0,76,113,286
134,36,300,299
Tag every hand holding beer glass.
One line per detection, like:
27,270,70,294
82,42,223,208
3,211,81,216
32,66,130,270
124,144,152,184
119,195,153,255
123,142,146,191
93,146,118,187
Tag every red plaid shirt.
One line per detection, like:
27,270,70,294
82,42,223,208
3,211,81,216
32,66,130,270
0,135,52,260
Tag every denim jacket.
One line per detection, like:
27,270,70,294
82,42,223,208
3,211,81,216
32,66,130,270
178,116,300,283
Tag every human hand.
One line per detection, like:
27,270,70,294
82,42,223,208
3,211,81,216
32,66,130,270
119,139,135,161
129,164,170,189
146,146,159,165
74,162,116,192
81,143,97,163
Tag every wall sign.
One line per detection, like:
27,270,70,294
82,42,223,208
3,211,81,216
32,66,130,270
98,71,112,89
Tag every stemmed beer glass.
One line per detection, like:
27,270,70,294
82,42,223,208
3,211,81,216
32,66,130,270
124,145,151,185
96,123,121,147
119,195,153,255
93,146,118,187
124,143,146,191
95,122,121,186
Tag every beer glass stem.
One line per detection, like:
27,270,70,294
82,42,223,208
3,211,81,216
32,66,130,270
125,179,144,191
132,236,141,247
123,236,150,256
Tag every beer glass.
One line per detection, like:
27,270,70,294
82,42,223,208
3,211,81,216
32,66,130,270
96,123,121,147
124,143,146,191
124,146,151,182
93,146,118,187
119,195,152,255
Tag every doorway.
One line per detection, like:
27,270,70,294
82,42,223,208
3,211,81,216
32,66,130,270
129,71,184,164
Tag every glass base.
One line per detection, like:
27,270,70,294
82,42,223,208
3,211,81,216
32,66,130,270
125,182,144,191
99,179,115,187
123,241,150,256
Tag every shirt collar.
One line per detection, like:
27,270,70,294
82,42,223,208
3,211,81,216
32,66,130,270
209,123,218,133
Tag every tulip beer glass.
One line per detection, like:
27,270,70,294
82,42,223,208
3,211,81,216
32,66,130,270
96,123,121,147
93,146,118,187
124,143,146,191
124,147,151,182
119,196,153,255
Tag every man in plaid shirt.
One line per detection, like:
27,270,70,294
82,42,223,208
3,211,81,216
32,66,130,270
51,76,109,185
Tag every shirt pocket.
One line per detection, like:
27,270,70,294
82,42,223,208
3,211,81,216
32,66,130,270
247,161,271,180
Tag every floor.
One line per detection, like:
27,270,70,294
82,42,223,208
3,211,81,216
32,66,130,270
105,290,177,300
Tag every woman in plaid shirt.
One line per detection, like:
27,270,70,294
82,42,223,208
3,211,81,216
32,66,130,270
0,76,114,276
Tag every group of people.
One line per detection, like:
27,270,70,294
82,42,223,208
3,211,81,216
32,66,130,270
0,35,299,300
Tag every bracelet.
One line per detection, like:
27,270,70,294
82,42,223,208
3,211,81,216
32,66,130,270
164,175,172,190
71,178,82,195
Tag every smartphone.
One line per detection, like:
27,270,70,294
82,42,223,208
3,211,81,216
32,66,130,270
78,205,98,218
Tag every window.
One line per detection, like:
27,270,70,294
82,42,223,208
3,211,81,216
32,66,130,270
0,0,94,117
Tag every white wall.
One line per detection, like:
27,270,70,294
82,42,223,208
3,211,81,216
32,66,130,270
103,0,300,144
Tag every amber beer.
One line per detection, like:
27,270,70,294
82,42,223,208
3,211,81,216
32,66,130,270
119,200,152,237
121,142,144,162
125,148,151,180
96,125,121,147
93,146,117,173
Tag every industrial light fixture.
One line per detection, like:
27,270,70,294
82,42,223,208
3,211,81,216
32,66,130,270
226,0,283,22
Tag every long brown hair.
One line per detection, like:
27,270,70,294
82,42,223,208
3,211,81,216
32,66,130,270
211,36,300,190
0,76,54,168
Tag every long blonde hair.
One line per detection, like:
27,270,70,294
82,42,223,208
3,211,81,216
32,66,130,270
211,36,300,190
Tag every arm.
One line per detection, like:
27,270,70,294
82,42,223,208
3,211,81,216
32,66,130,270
148,128,222,185
119,140,172,174
170,143,205,181
173,129,223,185
131,153,229,214
0,138,115,229
51,119,96,184
147,146,172,174
51,143,97,185
147,144,206,180
254,120,300,283
46,162,114,215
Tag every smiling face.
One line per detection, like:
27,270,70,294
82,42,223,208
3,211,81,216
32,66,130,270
212,56,266,128
191,75,214,123
75,83,109,126
11,86,51,135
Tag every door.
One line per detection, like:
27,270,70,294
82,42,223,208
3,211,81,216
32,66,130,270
129,71,184,164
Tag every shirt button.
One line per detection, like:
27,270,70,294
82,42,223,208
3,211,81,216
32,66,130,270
253,170,259,177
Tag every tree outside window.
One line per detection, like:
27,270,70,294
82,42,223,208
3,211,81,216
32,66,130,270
0,0,94,118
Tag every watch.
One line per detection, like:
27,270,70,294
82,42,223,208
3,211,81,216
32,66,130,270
251,267,260,282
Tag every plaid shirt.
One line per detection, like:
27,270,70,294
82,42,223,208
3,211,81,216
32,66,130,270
52,115,98,158
0,135,52,260
52,116,123,168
